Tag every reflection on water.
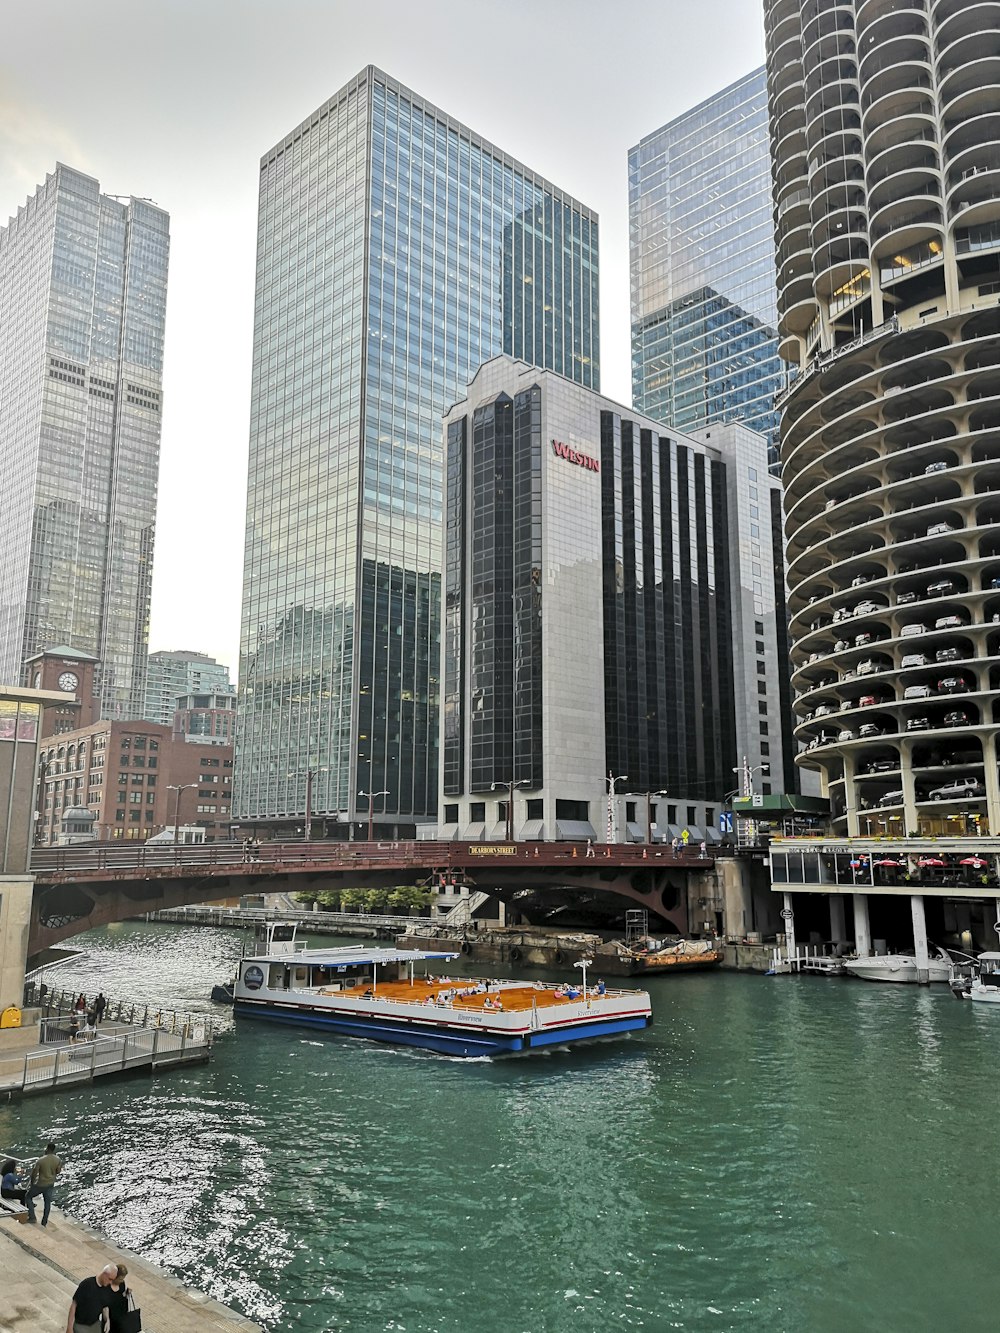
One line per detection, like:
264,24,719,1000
3,923,1000,1331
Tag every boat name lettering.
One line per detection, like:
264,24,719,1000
468,844,518,856
551,439,600,472
243,965,264,991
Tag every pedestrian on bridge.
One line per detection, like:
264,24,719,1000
94,992,107,1024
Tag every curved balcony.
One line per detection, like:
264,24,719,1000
860,67,932,119
868,162,940,214
814,234,871,300
811,203,868,252
937,28,1000,83
941,84,1000,137
939,56,1000,111
857,0,926,35
859,36,931,95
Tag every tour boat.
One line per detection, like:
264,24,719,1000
231,924,652,1057
950,952,1000,1004
842,946,952,984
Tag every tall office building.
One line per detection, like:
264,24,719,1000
143,650,233,727
766,0,1000,954
437,355,789,845
629,69,785,468
0,164,169,718
236,67,600,836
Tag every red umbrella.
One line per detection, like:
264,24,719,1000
874,858,904,867
917,857,946,868
959,857,988,868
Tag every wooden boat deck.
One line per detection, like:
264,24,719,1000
317,980,597,1013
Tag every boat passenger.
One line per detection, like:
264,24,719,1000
595,979,607,996
565,987,580,1000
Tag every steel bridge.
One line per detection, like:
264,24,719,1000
28,839,713,956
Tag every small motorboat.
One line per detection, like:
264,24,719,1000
843,945,952,984
950,952,1000,1004
210,981,235,1004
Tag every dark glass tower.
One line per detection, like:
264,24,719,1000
236,67,599,834
629,69,784,468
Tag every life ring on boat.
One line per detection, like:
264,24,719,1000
509,945,522,961
553,949,565,964
460,940,473,955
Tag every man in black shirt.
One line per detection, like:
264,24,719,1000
66,1264,117,1333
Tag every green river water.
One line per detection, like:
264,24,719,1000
2,921,997,1332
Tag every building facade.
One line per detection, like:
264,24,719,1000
144,650,233,727
236,67,600,838
629,69,784,468
173,690,235,745
0,165,169,717
35,719,233,844
765,0,1000,961
438,356,786,844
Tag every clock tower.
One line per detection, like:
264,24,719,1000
23,647,100,737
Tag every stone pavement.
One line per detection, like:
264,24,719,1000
0,1206,262,1332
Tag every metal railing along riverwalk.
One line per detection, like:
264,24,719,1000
1,985,216,1098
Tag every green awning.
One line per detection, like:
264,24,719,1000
733,793,830,814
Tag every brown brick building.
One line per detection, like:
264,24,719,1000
36,719,233,844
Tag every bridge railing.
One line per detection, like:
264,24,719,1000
30,838,713,875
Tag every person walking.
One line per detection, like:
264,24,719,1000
74,993,87,1014
93,993,107,1025
26,1141,62,1226
585,838,596,858
66,1264,117,1333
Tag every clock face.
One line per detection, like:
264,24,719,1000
58,671,79,692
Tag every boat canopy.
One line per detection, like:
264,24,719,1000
245,944,459,966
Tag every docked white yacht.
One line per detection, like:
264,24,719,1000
842,946,952,984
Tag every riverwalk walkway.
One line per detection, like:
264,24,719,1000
0,988,214,1099
0,1206,261,1331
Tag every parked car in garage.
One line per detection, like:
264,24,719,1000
943,710,972,726
906,716,931,731
935,646,963,662
927,520,959,536
878,790,904,806
937,676,971,694
859,723,885,737
900,623,927,637
926,580,957,598
865,757,898,773
935,614,964,629
901,652,929,668
927,777,985,800
924,461,949,474
904,684,933,698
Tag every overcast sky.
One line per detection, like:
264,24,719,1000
2,0,766,675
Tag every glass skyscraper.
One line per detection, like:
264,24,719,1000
236,66,599,834
0,164,169,718
629,69,784,466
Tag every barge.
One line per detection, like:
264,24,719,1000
231,924,651,1057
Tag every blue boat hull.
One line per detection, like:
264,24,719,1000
234,1001,648,1058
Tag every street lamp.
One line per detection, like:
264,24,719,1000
358,789,390,843
491,779,529,842
574,957,593,1003
607,773,628,844
167,783,199,845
